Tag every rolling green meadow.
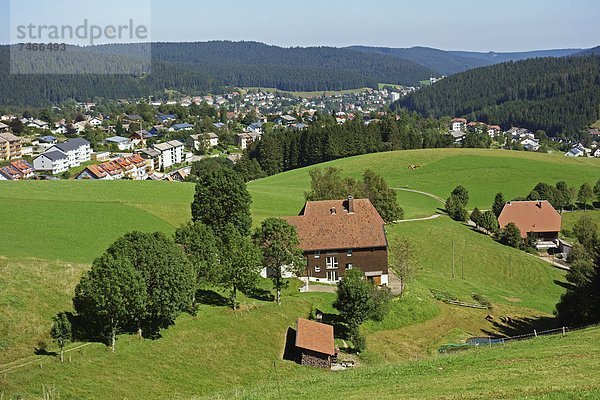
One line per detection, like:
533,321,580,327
1,148,599,399
248,148,600,221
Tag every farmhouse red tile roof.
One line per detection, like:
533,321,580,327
498,201,562,239
10,160,33,173
283,198,387,251
295,318,335,356
86,165,108,178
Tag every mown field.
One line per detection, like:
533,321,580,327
1,148,593,399
0,181,194,263
248,148,600,221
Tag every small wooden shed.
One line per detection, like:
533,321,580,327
295,318,337,368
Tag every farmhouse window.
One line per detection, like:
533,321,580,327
326,257,339,269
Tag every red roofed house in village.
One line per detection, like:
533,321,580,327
284,196,389,285
498,200,562,249
295,318,337,368
10,160,35,179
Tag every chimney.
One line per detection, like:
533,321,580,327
330,207,337,215
537,201,543,208
348,196,355,214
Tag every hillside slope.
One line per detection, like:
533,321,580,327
393,55,600,135
349,46,584,75
349,46,491,75
219,326,600,399
248,148,600,222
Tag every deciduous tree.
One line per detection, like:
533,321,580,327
362,169,404,222
253,218,304,305
175,222,220,290
218,225,263,309
578,183,594,211
479,211,500,234
50,312,72,362
501,222,523,249
388,236,414,297
104,232,195,337
572,215,599,253
73,255,147,352
191,168,252,238
470,208,483,228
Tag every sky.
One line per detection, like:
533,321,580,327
1,0,599,51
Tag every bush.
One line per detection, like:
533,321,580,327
308,305,317,321
350,327,366,352
369,286,393,322
525,246,539,255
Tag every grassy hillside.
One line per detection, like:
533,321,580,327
392,217,564,313
248,148,600,222
217,326,600,399
0,263,558,399
0,180,194,263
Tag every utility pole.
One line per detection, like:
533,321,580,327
452,241,455,279
461,241,465,280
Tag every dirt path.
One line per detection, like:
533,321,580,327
392,188,446,204
396,214,441,223
0,343,92,375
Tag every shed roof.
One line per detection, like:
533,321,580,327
295,318,335,356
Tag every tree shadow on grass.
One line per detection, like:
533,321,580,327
468,226,493,236
245,288,275,302
34,348,58,357
482,315,560,338
320,312,349,340
554,280,574,291
196,289,229,307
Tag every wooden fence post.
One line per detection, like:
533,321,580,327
534,329,538,338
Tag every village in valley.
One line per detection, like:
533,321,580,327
2,89,599,182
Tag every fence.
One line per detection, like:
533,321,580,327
439,323,600,354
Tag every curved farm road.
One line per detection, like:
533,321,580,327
392,187,445,222
393,188,446,204
396,214,441,223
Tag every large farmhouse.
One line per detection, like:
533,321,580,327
498,200,562,248
284,197,389,285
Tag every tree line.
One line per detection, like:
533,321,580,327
394,55,600,136
556,214,600,326
247,113,453,176
304,167,404,223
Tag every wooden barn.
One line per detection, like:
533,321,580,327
295,318,337,368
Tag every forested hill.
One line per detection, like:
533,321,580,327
392,55,600,136
349,46,583,75
145,41,436,89
349,46,492,75
0,41,436,107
